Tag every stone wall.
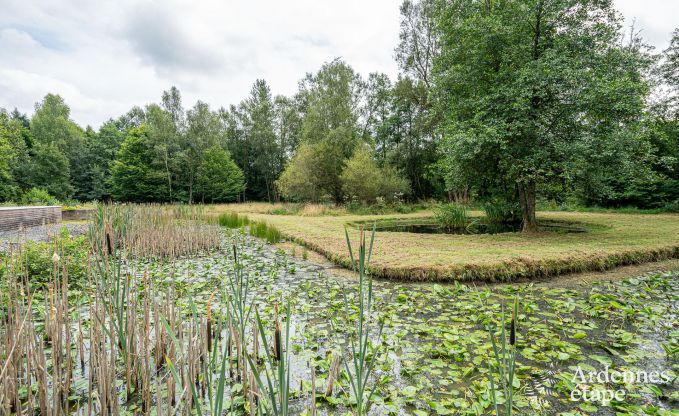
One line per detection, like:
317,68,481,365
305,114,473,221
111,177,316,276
0,206,62,232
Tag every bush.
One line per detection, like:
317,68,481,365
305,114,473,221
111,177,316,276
483,200,522,224
341,145,410,204
1,228,89,291
433,203,468,228
20,188,60,206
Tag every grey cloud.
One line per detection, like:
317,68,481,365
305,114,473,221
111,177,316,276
123,6,224,75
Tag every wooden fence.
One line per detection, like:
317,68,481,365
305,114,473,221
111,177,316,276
0,206,62,232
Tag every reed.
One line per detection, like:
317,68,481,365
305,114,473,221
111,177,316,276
247,302,292,416
90,203,222,259
433,203,468,229
338,225,385,415
485,296,519,416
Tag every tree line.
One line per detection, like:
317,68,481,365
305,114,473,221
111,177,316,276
1,0,678,229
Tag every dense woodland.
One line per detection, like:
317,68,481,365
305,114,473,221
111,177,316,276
1,0,679,230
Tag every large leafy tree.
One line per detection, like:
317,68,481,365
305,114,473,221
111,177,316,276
279,59,362,203
434,0,651,231
196,146,245,203
30,94,84,198
25,143,73,200
238,80,281,201
0,110,30,201
182,101,225,202
111,126,170,202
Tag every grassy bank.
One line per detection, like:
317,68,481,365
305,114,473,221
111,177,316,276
211,203,679,282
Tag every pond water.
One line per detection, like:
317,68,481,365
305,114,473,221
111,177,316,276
138,230,677,415
8,229,677,415
364,219,589,235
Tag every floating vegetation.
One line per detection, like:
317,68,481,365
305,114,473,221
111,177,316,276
0,205,677,415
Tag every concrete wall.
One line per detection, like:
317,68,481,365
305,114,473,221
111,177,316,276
0,206,62,232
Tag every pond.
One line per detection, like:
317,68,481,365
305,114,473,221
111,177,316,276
141,230,678,415
2,228,677,415
359,218,589,235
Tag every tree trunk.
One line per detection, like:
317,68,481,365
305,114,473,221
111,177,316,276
517,180,537,233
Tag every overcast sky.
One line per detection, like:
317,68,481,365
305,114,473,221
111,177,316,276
1,0,677,128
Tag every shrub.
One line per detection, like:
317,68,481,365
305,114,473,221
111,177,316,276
2,228,89,291
433,203,468,228
341,144,410,204
20,188,60,206
483,200,522,224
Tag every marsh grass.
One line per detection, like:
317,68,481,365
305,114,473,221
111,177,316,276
90,203,222,259
433,203,468,229
218,212,250,229
218,211,283,244
484,200,522,224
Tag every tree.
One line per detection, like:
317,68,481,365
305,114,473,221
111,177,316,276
30,94,85,198
182,101,225,202
395,0,439,88
196,146,245,202
279,59,363,203
385,76,442,199
659,29,679,115
25,143,73,200
111,126,169,202
276,143,324,202
238,80,281,201
434,0,652,231
341,144,410,203
0,110,29,201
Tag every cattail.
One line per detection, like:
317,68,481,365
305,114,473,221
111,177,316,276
273,304,281,361
325,353,341,397
310,365,317,416
206,293,215,352
509,297,518,346
105,231,113,256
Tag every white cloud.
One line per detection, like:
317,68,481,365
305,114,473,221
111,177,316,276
0,0,675,127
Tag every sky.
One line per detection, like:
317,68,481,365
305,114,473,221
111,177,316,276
0,0,677,128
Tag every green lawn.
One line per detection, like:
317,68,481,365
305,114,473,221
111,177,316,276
212,204,679,282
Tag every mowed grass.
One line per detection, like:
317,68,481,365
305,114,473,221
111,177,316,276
209,204,679,282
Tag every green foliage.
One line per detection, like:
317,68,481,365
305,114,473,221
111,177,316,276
433,0,653,229
20,188,60,206
341,144,410,203
276,142,326,202
25,143,74,200
217,212,250,228
483,200,522,224
110,125,170,202
196,146,245,202
3,230,89,291
433,203,467,229
278,59,363,204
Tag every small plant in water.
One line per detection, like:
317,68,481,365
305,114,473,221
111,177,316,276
338,225,385,416
486,296,520,416
247,302,292,416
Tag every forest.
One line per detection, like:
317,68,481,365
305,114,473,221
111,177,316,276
1,0,679,230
